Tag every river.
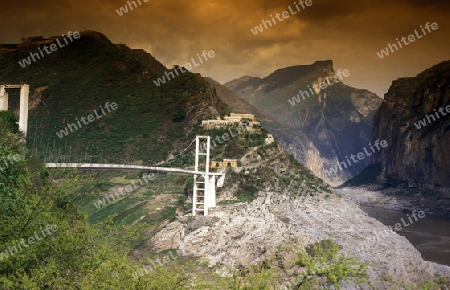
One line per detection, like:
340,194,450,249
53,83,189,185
360,205,450,266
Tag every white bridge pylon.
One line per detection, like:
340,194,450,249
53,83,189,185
193,135,215,216
45,136,224,216
0,84,29,136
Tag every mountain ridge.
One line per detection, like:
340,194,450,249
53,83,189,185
224,60,382,186
372,60,450,189
0,31,229,165
342,60,450,215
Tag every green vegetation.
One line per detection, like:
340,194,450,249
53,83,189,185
217,140,332,204
0,111,20,134
2,33,446,290
225,62,381,181
0,31,229,165
210,238,370,289
172,107,187,122
388,188,441,198
291,239,369,289
0,123,364,289
0,114,135,288
217,200,241,205
1,91,446,290
383,274,449,290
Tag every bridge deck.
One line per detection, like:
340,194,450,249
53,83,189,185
45,163,223,176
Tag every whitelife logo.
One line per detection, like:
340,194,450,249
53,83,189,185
132,251,178,280
360,211,426,250
250,0,313,35
0,224,58,262
18,31,81,68
55,102,118,139
0,154,21,172
115,0,148,16
189,124,247,156
93,173,155,209
413,104,450,129
287,69,350,106
153,50,215,87
376,22,439,59
325,140,388,177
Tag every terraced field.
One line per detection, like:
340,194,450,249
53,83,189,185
78,171,188,250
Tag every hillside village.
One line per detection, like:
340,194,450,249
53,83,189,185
1,28,449,289
199,112,274,169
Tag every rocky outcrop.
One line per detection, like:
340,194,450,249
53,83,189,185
150,191,450,288
204,77,275,123
204,78,335,183
224,60,383,186
371,61,450,190
148,119,450,288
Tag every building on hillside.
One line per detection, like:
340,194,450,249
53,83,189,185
210,159,238,168
201,119,240,129
201,113,260,130
224,113,255,121
265,134,275,144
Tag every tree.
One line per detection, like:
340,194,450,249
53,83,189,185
0,111,19,134
292,239,369,289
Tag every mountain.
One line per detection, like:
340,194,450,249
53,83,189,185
2,31,449,288
0,31,229,164
341,61,450,215
371,60,450,189
204,77,290,131
224,61,382,186
204,77,269,120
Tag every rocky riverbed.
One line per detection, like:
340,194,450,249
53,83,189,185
336,186,450,216
336,187,419,212
149,191,450,289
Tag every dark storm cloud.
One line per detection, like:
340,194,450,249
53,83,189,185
1,0,449,97
408,0,450,7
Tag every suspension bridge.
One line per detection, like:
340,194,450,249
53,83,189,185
0,86,225,216
45,136,224,216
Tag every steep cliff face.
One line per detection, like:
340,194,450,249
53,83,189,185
225,60,382,186
372,61,450,189
207,75,337,185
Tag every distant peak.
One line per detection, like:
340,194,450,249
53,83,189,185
77,30,110,40
313,60,333,67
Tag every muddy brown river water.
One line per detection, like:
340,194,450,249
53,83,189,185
360,205,450,266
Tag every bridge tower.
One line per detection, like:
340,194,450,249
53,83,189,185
0,84,29,136
192,136,216,216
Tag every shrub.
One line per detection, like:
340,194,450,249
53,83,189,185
172,107,186,122
0,111,19,134
293,239,369,289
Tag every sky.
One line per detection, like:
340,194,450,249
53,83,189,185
1,0,449,98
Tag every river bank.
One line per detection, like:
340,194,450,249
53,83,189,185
361,205,450,267
336,186,450,217
150,190,450,288
336,187,450,267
